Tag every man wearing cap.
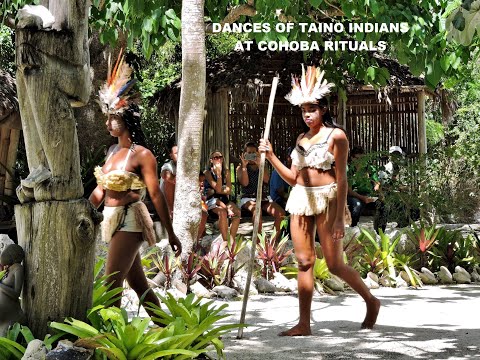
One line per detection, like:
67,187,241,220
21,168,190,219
376,145,412,231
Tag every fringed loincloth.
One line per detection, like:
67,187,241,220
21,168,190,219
101,201,156,246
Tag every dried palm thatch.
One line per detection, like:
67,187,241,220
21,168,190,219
0,70,19,127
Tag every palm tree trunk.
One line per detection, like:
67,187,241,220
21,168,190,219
173,0,206,260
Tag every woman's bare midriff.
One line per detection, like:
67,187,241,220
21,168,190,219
295,167,336,187
104,189,142,207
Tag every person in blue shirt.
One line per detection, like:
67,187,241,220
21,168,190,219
269,147,293,210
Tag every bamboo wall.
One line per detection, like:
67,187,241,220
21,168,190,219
201,89,230,170
0,126,21,203
346,93,419,155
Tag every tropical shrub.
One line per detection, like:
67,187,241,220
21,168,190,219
149,293,243,359
256,230,293,280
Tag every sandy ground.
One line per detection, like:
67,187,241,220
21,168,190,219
208,285,480,360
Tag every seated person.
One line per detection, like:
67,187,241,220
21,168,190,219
269,147,293,210
347,146,379,227
198,171,208,242
160,143,177,219
236,141,285,240
376,145,418,230
204,150,241,242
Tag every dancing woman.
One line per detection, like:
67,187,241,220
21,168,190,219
259,65,380,335
89,54,181,316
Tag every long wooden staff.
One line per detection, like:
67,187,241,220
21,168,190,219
237,76,279,339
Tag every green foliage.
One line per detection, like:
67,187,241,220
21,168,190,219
200,241,228,288
429,229,479,272
90,1,181,59
50,307,201,360
0,25,14,74
223,235,247,287
356,228,421,287
0,323,64,360
89,258,124,330
256,229,293,280
148,292,243,359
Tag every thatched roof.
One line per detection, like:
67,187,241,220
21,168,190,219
154,48,425,113
0,70,19,124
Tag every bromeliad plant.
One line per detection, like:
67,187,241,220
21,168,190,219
223,235,247,287
88,258,124,329
0,323,63,360
282,257,336,295
256,229,293,280
148,292,243,359
406,222,443,269
178,251,202,293
200,240,228,289
50,307,201,360
357,228,421,287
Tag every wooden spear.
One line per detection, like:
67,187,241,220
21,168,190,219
237,76,279,339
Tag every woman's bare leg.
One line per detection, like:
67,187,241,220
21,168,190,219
211,207,229,242
105,231,144,308
263,201,286,241
126,252,161,317
279,214,316,336
316,200,380,329
227,202,241,240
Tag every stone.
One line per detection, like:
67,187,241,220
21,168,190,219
45,340,93,360
212,285,238,299
367,272,379,284
232,270,258,296
22,339,47,360
395,274,408,288
438,266,454,284
0,234,14,255
379,275,395,287
172,279,188,294
419,268,437,284
471,268,480,283
150,272,166,287
271,272,296,292
453,266,471,284
324,275,345,291
190,282,214,299
288,278,298,292
254,277,277,293
363,276,380,289
234,241,253,272
399,270,411,286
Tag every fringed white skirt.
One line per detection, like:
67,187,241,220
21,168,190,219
286,183,351,224
102,201,156,246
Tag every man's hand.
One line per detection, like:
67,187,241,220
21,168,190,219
169,233,182,257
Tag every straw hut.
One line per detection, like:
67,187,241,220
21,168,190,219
0,70,21,227
155,49,430,172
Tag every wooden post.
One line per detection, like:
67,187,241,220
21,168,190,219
237,77,278,339
14,0,99,337
336,93,347,128
417,90,427,154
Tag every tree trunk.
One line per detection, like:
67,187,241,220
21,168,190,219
15,200,98,337
14,0,99,337
173,0,206,259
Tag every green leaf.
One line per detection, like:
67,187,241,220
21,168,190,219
309,0,323,7
426,60,443,88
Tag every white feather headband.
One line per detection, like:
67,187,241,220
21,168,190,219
98,49,139,115
285,65,335,106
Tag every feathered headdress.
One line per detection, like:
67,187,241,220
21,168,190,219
98,49,139,115
285,65,335,106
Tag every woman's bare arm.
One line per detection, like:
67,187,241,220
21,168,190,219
139,148,181,256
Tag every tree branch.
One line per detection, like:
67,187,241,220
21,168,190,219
206,4,257,33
